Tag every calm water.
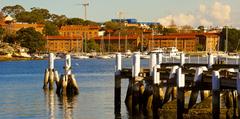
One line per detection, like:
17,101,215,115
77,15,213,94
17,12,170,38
0,58,146,119
0,57,238,119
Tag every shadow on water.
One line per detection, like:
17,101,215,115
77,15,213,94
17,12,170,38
44,89,78,119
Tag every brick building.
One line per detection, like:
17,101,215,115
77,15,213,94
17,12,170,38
59,25,100,39
46,32,220,53
94,35,140,52
4,23,44,33
46,35,82,53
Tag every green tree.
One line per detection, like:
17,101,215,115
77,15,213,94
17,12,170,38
162,27,178,35
83,20,99,26
104,21,123,31
198,25,205,32
65,18,85,25
1,4,25,17
197,44,204,51
16,27,46,53
3,33,16,44
16,7,51,23
31,7,50,20
220,27,240,52
87,38,98,52
43,21,59,36
0,28,5,41
50,14,67,27
15,11,34,23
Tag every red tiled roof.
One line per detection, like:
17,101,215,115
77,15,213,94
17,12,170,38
94,35,140,41
46,35,83,40
60,25,100,30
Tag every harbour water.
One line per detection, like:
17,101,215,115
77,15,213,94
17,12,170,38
0,58,145,119
0,56,238,119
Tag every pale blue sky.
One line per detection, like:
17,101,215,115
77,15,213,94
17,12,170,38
1,0,240,27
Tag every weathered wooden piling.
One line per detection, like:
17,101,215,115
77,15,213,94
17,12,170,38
157,53,163,65
150,53,157,76
237,72,240,118
115,53,122,114
188,67,203,109
208,53,214,68
43,53,59,90
180,53,185,66
114,52,240,118
177,67,185,119
163,65,179,103
57,54,79,96
125,52,143,115
212,71,220,119
152,65,161,118
132,52,140,78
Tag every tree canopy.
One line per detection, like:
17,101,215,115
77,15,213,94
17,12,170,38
43,21,59,36
16,27,46,53
220,27,240,52
1,5,25,17
16,7,50,24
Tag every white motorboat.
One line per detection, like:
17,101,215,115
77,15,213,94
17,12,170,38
72,55,89,59
96,55,112,59
72,54,89,59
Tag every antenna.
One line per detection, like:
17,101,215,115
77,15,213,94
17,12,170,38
81,1,89,20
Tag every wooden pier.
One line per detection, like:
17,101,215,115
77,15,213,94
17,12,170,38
114,52,240,119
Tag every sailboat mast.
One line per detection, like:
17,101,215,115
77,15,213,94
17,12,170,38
141,33,143,52
125,35,128,52
108,33,110,53
118,32,121,52
225,26,228,52
81,35,84,53
151,29,154,50
175,37,177,48
84,32,87,53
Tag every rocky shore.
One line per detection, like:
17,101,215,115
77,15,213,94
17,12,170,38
0,42,39,61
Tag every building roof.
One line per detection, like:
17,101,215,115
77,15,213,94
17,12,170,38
94,35,140,41
46,35,83,40
60,25,100,30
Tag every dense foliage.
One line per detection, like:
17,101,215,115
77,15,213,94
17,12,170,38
220,27,240,52
43,21,59,36
16,28,46,53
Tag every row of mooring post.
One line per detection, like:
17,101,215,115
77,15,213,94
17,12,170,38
114,52,240,118
43,53,79,96
43,53,59,90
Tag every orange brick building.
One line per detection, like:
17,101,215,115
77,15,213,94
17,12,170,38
148,34,197,51
197,33,220,52
46,36,83,53
46,32,220,53
59,25,100,38
3,23,44,33
94,35,141,52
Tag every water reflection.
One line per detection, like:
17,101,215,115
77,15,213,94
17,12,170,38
44,90,78,119
44,90,56,119
58,95,77,119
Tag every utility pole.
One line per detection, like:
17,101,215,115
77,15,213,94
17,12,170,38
81,3,89,20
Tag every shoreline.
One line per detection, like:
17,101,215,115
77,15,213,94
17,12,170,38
0,56,44,62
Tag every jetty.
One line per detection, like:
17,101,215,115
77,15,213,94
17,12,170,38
114,52,240,119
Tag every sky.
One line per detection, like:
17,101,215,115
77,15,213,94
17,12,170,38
1,0,240,27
